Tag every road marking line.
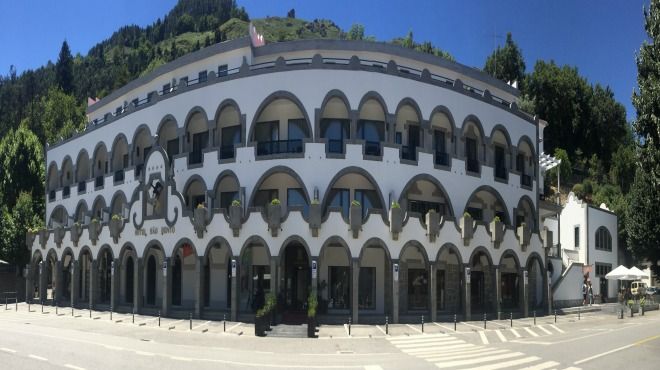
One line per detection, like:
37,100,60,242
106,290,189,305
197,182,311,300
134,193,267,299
468,355,540,370
103,345,123,350
574,343,636,365
411,344,476,355
433,322,458,332
28,354,48,361
517,361,560,370
396,340,463,349
390,337,453,345
537,326,552,335
171,356,192,361
461,321,485,330
402,344,468,353
227,322,241,332
434,352,523,368
549,324,565,333
426,349,509,362
0,347,17,353
405,324,423,333
524,327,539,337
479,331,489,344
562,367,582,370
635,333,660,345
135,351,155,356
495,329,507,342
64,364,86,370
192,321,210,330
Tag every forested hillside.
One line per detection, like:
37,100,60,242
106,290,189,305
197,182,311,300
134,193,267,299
0,0,657,273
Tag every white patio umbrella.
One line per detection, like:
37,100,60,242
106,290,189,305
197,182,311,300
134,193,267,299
605,265,633,280
628,266,649,280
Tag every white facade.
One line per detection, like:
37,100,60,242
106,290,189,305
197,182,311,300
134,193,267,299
27,38,549,323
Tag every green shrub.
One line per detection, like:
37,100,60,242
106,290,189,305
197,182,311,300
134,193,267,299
351,200,361,207
311,198,320,205
231,199,241,207
390,201,400,209
493,216,501,223
307,292,318,318
270,198,281,206
111,214,122,221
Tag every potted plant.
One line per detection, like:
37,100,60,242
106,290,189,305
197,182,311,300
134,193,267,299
70,222,83,247
89,218,101,246
490,216,504,248
389,201,403,240
192,203,209,238
255,307,266,337
110,214,123,244
265,293,277,328
307,291,318,338
349,200,362,238
229,199,242,237
267,198,282,237
53,224,66,247
38,227,49,249
26,227,38,249
460,212,474,245
426,209,440,242
309,198,321,237
517,222,531,250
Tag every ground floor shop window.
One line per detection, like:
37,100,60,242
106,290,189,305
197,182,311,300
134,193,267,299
408,269,428,310
358,267,376,309
501,273,519,309
328,266,349,309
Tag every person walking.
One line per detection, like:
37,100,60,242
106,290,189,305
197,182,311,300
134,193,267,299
582,280,588,306
587,280,594,306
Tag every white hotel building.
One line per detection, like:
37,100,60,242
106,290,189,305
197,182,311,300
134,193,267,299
26,37,552,324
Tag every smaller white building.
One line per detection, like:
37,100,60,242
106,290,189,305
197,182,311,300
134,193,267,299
544,192,619,307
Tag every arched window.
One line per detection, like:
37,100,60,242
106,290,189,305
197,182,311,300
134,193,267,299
595,227,612,251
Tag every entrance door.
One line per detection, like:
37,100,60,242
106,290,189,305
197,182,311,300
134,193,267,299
600,279,608,303
471,271,485,313
146,256,156,305
283,243,309,313
125,258,134,304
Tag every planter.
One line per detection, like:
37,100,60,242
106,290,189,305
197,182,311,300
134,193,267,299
517,223,531,250
460,214,474,245
38,228,49,249
70,223,83,247
309,203,321,237
89,222,101,246
349,205,362,239
229,205,242,237
254,315,267,337
426,211,440,242
26,231,36,250
389,207,403,240
307,316,317,338
110,218,123,244
192,207,209,238
490,220,504,247
267,204,282,237
53,225,65,247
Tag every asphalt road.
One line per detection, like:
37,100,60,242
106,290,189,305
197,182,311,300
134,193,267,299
0,303,659,369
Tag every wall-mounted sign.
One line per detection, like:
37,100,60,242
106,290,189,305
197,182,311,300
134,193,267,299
162,259,168,276
524,270,528,285
231,259,237,277
312,260,317,279
394,263,399,281
465,267,471,284
111,260,115,276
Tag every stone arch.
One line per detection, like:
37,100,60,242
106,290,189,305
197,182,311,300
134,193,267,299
459,114,486,139
141,240,165,260
399,240,430,263
398,174,455,218
212,170,240,210
47,161,59,191
357,91,389,120
109,190,128,217
60,156,74,188
75,149,91,183
319,236,352,260
182,174,208,211
468,246,494,267
515,195,537,230
96,244,114,261
239,235,272,261
183,106,210,133
214,98,245,147
359,237,392,261
463,185,511,225
48,205,69,227
110,134,129,173
488,124,513,149
435,243,463,263
248,90,313,142
247,165,310,209
428,105,457,132
77,246,93,262
516,135,537,159
156,114,179,136
204,236,233,259
91,142,108,179
278,235,312,262
395,97,423,125
90,195,107,220
320,89,352,117
526,252,546,310
320,166,387,219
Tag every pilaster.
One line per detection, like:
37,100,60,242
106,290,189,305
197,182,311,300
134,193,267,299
351,258,359,324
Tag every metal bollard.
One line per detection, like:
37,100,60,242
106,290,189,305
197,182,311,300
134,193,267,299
484,313,487,329
190,313,192,330
56,305,58,316
578,308,580,320
71,305,74,317
554,310,557,323
421,315,424,333
89,303,92,318
454,314,457,331
630,306,634,318
110,310,112,321
498,311,501,321
348,317,352,336
132,308,135,324
16,300,18,311
385,316,389,335
510,312,513,327
28,302,30,312
223,314,226,332
642,304,645,316
158,311,161,327
534,311,536,326
41,299,44,313
5,297,7,310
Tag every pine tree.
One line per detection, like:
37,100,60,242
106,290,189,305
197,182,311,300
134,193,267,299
56,40,74,94
484,33,526,87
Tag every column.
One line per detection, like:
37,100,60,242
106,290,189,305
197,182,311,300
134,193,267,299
392,260,399,324
546,271,552,315
311,259,318,298
351,258,359,324
522,268,529,318
430,262,437,322
39,262,46,303
270,256,279,299
495,266,502,318
134,257,142,314
195,256,203,318
230,258,238,321
54,261,63,306
162,257,171,317
89,260,97,309
349,111,358,142
71,261,78,308
464,264,471,321
110,259,118,312
25,266,32,304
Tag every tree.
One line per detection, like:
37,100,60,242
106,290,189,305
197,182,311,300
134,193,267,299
26,87,85,145
0,125,44,209
626,169,660,272
484,33,525,86
176,13,195,35
287,8,296,18
632,0,660,186
56,40,74,94
0,192,41,267
402,30,414,49
347,24,365,40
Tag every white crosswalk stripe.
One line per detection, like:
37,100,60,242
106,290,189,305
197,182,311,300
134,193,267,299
386,333,580,370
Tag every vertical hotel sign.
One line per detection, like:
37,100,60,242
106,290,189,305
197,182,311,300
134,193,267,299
249,23,265,47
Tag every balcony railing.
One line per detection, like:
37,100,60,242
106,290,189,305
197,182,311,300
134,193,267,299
78,181,86,193
95,176,104,189
435,151,449,166
114,170,125,183
364,140,381,156
495,166,507,180
327,139,343,154
48,190,55,202
62,186,70,198
219,145,235,159
467,159,480,173
521,174,532,187
256,139,303,156
400,145,416,161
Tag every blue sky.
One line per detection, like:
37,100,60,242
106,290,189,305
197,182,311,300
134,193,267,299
0,0,648,120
